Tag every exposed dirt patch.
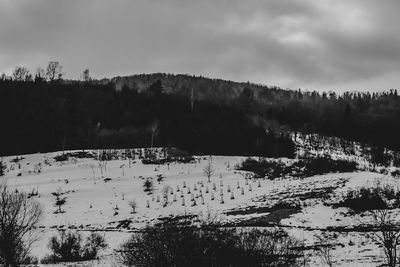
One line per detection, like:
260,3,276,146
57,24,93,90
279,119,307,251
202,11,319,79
226,207,301,226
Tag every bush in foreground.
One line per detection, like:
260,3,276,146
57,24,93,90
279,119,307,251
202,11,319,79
41,231,107,264
119,221,304,267
0,183,42,266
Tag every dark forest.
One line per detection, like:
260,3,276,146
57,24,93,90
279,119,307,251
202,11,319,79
1,72,399,157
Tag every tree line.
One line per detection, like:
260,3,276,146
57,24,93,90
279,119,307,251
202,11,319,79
2,67,400,156
0,66,294,157
110,73,400,152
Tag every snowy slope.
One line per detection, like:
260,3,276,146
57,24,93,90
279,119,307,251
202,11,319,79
1,148,398,266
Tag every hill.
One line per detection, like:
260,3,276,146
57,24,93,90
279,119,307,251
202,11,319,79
108,73,400,151
1,73,400,157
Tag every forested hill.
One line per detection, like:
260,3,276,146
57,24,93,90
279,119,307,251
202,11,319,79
0,76,295,157
109,73,273,103
108,73,400,151
0,72,400,157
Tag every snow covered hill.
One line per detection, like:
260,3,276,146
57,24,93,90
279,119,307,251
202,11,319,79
1,145,399,266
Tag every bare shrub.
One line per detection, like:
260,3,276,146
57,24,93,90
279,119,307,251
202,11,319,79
366,209,400,267
315,235,334,267
118,221,304,267
0,183,42,266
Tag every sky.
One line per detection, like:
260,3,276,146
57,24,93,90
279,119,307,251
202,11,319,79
0,0,399,92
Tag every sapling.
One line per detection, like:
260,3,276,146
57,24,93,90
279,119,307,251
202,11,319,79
143,179,154,195
55,196,66,213
53,187,66,213
156,175,165,184
203,158,214,182
162,185,172,203
128,200,137,214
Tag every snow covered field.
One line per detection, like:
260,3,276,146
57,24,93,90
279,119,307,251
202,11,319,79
1,147,399,266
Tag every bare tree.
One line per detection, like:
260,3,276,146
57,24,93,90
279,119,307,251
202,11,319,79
190,87,195,112
98,150,108,176
0,183,42,266
82,68,91,82
367,209,400,267
45,61,63,81
315,234,334,267
203,158,214,182
150,120,159,148
12,66,32,81
34,67,45,82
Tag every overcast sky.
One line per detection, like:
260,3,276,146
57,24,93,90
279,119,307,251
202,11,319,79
0,0,399,92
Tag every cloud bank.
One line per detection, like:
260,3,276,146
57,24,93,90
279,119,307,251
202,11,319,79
0,0,399,92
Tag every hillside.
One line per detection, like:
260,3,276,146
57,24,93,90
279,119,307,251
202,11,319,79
1,73,400,157
108,73,400,151
1,135,400,266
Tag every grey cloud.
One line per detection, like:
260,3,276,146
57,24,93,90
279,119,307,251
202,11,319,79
0,0,399,91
